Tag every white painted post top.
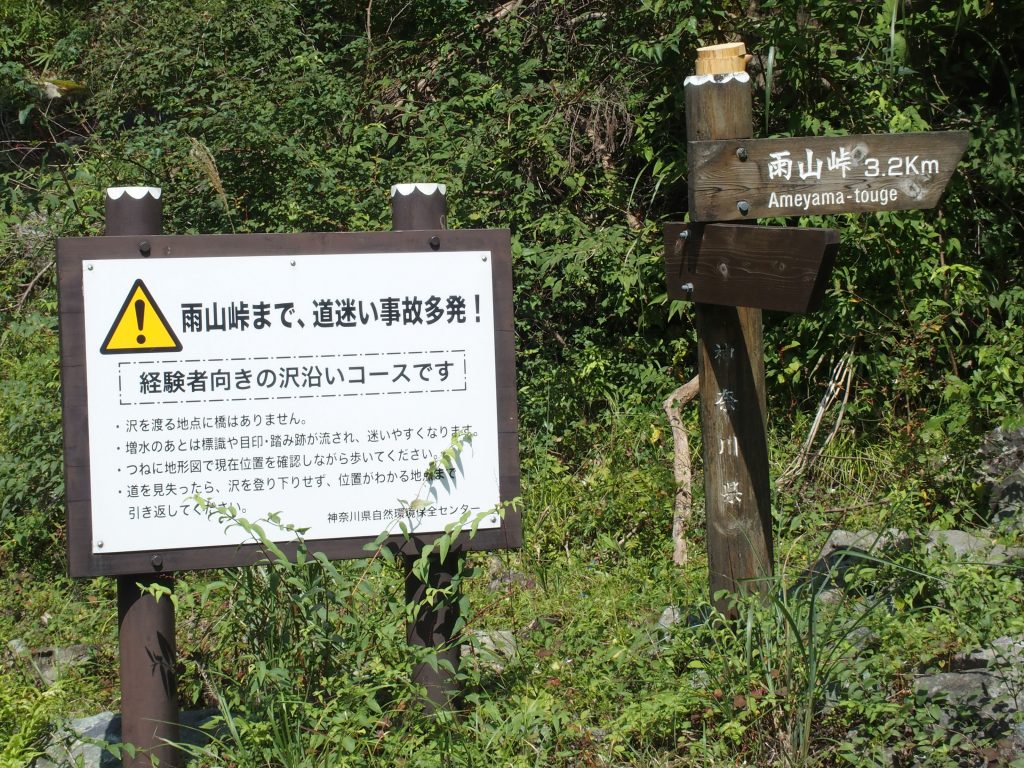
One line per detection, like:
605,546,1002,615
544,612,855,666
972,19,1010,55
105,187,162,200
390,183,447,197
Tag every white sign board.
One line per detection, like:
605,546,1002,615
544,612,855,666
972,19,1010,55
80,251,501,554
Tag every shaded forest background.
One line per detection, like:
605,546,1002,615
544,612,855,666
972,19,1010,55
3,0,1023,547
2,0,1024,765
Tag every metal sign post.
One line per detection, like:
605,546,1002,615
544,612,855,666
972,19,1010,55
391,183,463,712
103,186,181,768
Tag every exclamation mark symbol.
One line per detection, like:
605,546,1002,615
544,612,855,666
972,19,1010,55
135,299,146,345
475,294,480,322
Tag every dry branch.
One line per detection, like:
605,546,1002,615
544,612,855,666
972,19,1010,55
777,349,854,489
663,375,700,566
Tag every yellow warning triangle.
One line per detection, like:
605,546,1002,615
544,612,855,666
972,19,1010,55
100,279,182,354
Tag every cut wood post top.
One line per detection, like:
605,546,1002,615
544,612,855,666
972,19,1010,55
695,42,749,76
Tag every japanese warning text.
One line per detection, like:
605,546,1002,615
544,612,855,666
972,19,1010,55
122,351,466,405
80,251,502,555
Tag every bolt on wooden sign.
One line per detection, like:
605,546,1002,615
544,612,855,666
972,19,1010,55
57,230,521,577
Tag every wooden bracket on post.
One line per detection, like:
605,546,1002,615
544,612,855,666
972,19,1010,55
664,222,839,314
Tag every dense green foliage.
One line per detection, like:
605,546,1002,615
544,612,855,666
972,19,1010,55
2,0,1024,765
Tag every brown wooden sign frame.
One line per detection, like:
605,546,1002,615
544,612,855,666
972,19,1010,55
57,229,522,577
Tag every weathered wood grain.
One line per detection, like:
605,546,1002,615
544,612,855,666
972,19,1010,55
685,62,774,613
690,131,969,221
664,222,839,313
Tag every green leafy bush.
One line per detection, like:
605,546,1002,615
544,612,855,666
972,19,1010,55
0,668,60,768
0,310,64,565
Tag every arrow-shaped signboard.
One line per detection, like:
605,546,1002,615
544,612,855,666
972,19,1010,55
689,131,969,221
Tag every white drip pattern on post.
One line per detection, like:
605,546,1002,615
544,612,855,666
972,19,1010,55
390,183,447,197
106,187,163,200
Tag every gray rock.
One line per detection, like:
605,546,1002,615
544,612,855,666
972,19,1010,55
992,635,1024,663
657,605,682,631
7,640,94,687
807,529,909,593
954,635,1024,672
652,604,718,637
990,472,1024,532
978,427,1024,530
916,668,1021,732
35,711,119,768
467,629,518,673
30,645,95,686
485,556,535,591
822,528,910,555
648,605,715,658
646,606,683,657
916,671,997,708
811,527,1024,596
815,588,844,606
36,709,219,768
947,636,1024,731
926,530,1024,563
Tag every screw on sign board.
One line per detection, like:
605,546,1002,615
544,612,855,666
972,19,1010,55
57,229,521,577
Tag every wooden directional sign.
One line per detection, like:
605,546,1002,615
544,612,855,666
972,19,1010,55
689,131,969,221
668,43,973,616
664,222,839,314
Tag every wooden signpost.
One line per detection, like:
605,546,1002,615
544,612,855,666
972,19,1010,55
667,43,967,613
